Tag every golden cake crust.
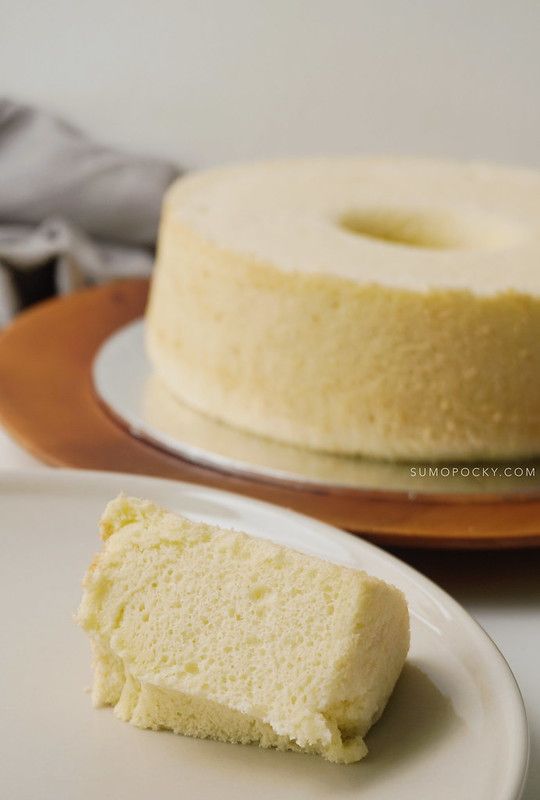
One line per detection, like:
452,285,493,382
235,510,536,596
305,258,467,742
146,158,540,459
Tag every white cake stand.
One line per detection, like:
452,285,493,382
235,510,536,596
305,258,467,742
92,320,540,496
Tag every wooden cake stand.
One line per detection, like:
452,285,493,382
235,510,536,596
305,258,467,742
0,278,539,549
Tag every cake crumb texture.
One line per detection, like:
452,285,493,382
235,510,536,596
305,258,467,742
77,495,410,763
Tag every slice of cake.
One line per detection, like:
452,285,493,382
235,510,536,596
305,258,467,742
77,496,409,763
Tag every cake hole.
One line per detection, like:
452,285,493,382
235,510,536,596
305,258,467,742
249,585,270,602
338,208,524,251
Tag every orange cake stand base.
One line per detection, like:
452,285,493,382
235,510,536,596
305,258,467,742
0,278,539,549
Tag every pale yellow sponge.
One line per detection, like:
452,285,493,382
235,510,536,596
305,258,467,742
77,496,409,763
146,157,540,460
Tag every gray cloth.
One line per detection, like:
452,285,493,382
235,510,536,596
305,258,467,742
0,99,180,325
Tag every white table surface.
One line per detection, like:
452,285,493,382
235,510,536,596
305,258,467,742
1,426,538,798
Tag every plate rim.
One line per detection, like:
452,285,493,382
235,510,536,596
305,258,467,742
0,466,530,799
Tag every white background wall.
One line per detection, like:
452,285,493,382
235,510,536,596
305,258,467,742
1,1,539,170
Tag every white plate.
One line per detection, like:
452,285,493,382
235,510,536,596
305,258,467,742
92,321,540,495
0,469,528,800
